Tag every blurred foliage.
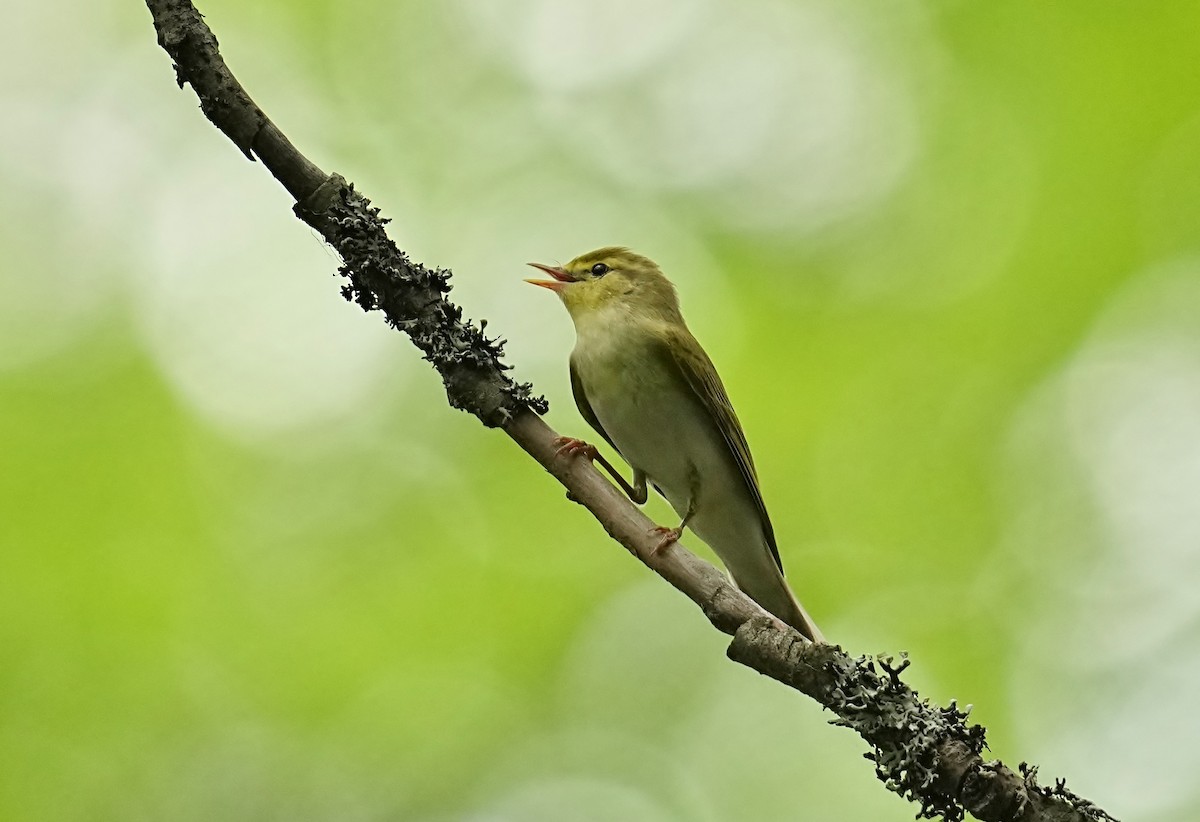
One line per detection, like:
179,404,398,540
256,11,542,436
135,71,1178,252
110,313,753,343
2,1,1199,820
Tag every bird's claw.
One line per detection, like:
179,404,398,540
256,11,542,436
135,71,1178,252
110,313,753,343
649,525,682,555
553,436,598,461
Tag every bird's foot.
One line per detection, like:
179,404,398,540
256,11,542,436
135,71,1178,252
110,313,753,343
553,436,598,461
649,525,682,555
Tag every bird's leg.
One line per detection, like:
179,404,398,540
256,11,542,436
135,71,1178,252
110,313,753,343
650,495,697,555
552,436,648,505
628,469,648,505
553,436,598,461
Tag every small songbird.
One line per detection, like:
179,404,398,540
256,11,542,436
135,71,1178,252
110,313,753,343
526,247,823,642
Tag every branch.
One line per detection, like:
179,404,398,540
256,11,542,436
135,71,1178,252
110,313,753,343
142,3,1117,820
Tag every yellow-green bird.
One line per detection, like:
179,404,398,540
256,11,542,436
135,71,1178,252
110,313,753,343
526,247,823,642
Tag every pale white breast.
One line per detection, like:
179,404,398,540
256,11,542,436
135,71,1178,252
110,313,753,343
570,307,735,521
569,305,806,634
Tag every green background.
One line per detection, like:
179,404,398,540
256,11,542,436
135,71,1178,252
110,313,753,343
3,1,1198,819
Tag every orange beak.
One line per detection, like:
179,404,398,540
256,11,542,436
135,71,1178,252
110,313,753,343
525,262,576,292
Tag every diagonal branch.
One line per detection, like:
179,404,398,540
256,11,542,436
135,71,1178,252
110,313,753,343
142,2,1117,820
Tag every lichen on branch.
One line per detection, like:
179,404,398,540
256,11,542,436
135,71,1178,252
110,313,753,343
296,175,546,426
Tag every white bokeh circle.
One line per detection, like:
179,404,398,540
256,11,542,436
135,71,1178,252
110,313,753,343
135,149,400,441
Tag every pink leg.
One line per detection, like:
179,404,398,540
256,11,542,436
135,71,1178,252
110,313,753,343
553,436,599,461
649,525,682,554
647,497,695,555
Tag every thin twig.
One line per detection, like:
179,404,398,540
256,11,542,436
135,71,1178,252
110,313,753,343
142,2,1118,820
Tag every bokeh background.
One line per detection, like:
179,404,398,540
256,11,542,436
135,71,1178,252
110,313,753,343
3,1,1198,819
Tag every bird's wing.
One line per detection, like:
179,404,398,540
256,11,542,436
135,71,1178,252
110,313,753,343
657,326,781,570
569,356,619,453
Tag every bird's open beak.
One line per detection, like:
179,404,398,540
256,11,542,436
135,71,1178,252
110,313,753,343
525,262,576,292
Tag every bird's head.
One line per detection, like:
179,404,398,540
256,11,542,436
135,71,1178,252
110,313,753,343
526,247,680,323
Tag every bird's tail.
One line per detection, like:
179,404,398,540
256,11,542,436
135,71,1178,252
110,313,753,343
733,566,824,643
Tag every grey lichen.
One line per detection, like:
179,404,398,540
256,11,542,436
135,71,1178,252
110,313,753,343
294,177,548,427
727,617,1119,822
824,652,986,821
1018,764,1119,822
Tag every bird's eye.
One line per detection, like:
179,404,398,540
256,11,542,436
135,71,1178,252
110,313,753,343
591,263,609,277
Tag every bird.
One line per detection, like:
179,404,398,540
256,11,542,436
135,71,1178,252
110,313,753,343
526,247,823,642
